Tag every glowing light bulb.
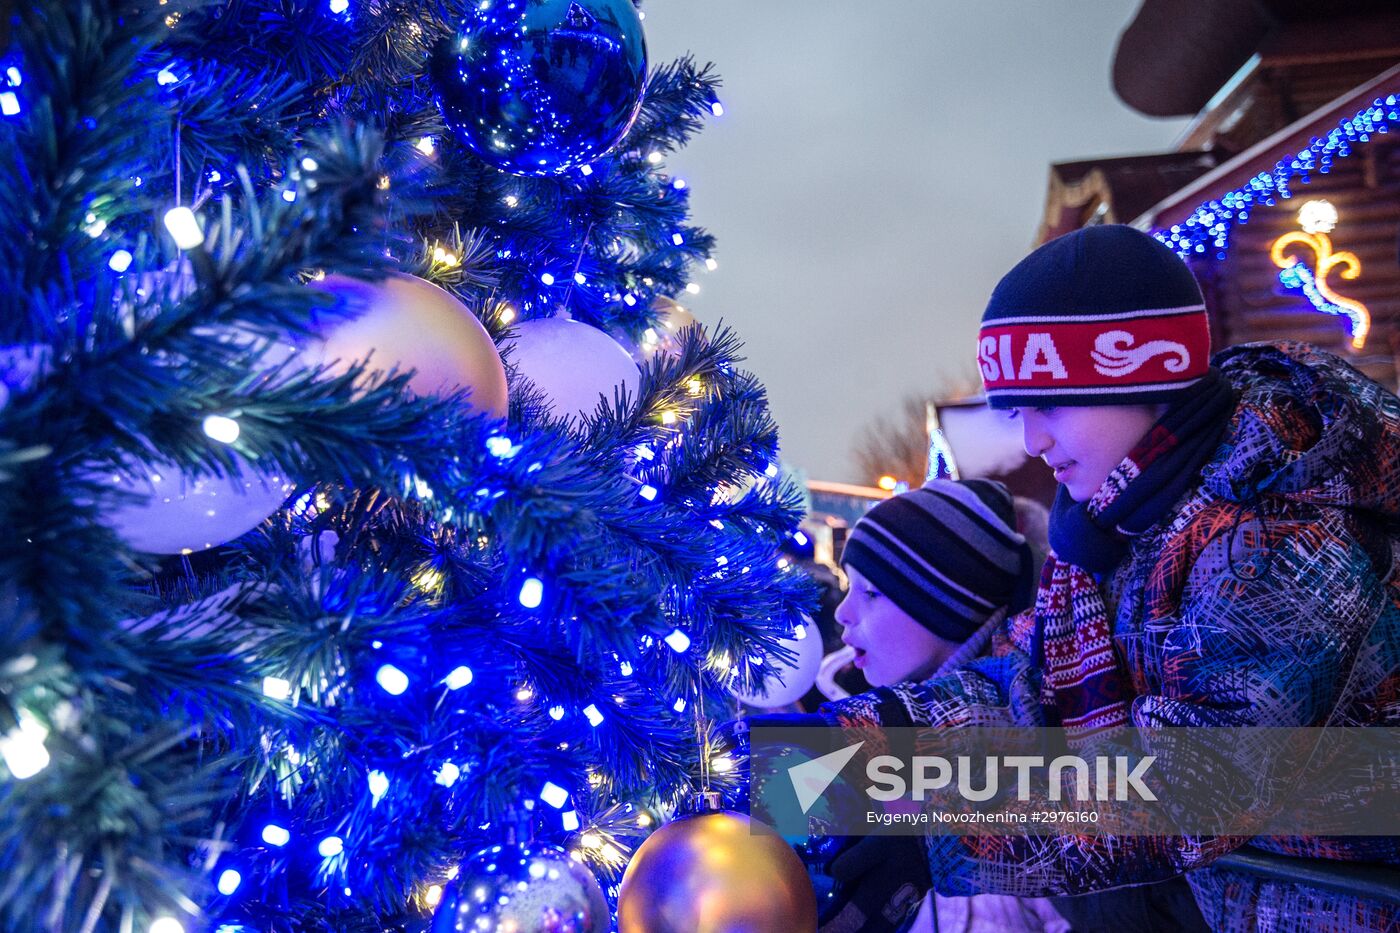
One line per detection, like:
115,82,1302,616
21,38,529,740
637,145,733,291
149,918,185,933
518,577,544,608
445,666,474,690
0,93,18,117
540,782,569,809
710,101,725,117
376,664,409,696
329,0,350,12
216,869,242,896
368,770,390,802
437,762,461,787
108,250,133,273
582,704,604,727
638,485,658,502
262,676,292,700
539,272,555,286
202,415,240,444
664,629,691,653
162,207,204,249
318,836,344,858
1298,199,1339,234
0,713,49,779
261,824,290,847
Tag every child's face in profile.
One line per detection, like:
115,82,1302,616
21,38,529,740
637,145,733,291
835,565,959,687
1009,403,1165,501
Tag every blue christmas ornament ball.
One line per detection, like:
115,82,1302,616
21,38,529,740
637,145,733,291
433,0,648,176
430,841,609,933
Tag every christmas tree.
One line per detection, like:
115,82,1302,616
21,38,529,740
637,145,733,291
0,2,814,929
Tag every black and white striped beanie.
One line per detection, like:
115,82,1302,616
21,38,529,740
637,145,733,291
841,479,1034,642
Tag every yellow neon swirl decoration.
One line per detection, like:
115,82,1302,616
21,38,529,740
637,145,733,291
1270,230,1370,350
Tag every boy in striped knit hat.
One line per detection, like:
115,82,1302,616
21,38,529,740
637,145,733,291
836,478,1033,691
829,479,1071,933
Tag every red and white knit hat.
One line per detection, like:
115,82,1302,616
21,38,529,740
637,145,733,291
977,225,1211,409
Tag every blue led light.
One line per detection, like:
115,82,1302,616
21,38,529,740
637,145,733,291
518,577,544,609
261,824,290,847
436,762,461,787
539,781,569,809
1156,93,1398,257
216,869,242,896
375,664,409,696
368,770,390,803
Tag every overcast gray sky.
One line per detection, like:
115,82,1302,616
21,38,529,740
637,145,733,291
645,1,1190,483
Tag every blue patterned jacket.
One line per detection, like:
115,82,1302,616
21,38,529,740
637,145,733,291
820,343,1400,931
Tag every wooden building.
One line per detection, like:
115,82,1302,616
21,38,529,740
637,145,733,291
1039,0,1400,385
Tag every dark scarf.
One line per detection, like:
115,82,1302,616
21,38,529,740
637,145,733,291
1048,368,1237,574
1036,369,1236,736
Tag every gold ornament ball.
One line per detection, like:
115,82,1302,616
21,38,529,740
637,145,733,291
644,296,698,359
617,810,817,933
309,273,509,416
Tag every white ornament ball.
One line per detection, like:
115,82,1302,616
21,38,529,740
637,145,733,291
507,316,640,421
308,273,509,417
103,458,295,554
732,617,824,709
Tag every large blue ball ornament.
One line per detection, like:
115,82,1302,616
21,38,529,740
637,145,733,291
433,0,648,176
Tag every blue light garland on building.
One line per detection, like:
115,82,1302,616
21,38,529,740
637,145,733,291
1154,92,1398,259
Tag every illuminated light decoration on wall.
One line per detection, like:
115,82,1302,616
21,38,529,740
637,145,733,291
1270,200,1370,350
1155,92,1398,259
924,402,959,482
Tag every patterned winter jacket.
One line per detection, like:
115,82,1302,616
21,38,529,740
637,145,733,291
820,343,1400,932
